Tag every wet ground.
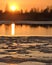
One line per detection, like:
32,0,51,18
0,36,52,65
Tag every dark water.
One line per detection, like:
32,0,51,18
0,24,52,36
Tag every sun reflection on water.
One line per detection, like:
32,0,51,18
11,23,15,35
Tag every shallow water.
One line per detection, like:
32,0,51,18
0,39,52,65
0,62,46,65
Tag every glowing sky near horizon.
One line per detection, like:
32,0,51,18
0,0,52,11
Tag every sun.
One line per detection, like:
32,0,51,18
10,6,16,11
8,2,20,12
10,5,17,11
9,4,19,12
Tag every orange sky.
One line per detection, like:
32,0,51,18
0,0,52,11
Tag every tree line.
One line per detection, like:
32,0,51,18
0,7,52,21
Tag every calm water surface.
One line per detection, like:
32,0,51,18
0,23,52,36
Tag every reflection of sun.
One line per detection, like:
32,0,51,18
11,23,15,35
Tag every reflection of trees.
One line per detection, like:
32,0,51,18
0,7,52,21
5,25,9,35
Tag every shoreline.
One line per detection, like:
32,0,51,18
0,21,52,24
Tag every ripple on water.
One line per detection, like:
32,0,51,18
18,61,46,65
0,62,46,65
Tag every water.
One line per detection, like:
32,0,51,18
0,22,52,36
15,24,52,36
0,21,52,65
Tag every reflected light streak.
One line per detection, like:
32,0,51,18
11,23,15,35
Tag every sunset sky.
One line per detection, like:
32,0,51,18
0,0,52,11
